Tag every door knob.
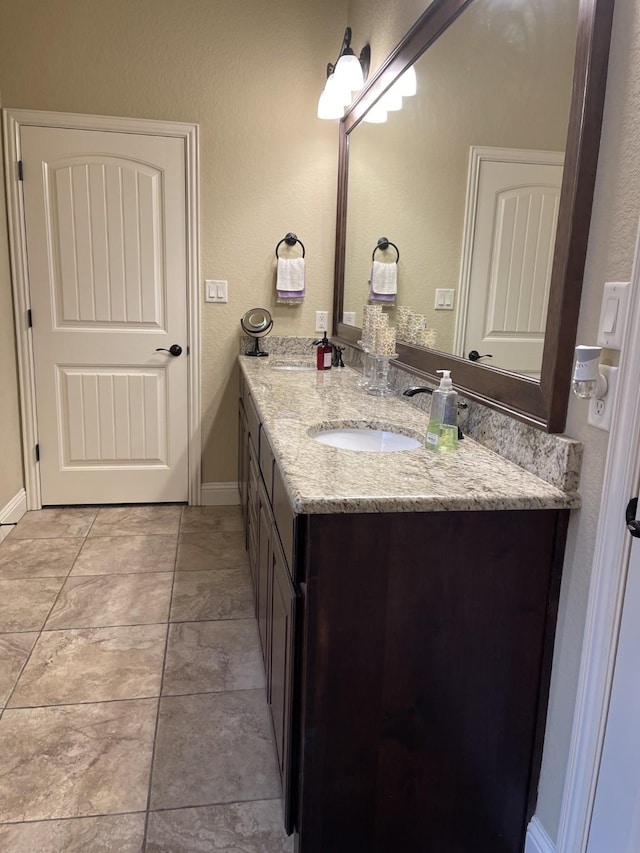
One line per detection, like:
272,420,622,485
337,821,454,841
468,350,493,362
155,344,183,357
626,498,640,538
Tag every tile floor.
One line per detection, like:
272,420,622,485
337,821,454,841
0,504,293,852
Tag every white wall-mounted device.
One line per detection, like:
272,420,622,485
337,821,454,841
572,344,618,431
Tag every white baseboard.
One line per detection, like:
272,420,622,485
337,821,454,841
526,817,556,853
200,482,240,506
0,488,27,542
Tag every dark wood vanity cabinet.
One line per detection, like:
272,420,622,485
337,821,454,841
238,382,569,853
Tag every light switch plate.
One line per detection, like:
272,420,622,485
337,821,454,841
343,311,356,325
205,279,228,303
435,288,455,310
597,281,629,349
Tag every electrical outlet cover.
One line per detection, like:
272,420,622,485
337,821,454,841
588,364,618,431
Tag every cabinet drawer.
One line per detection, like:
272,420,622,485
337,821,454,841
259,426,274,502
273,463,296,580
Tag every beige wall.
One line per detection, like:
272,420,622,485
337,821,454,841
0,0,345,484
0,87,24,509
344,0,575,352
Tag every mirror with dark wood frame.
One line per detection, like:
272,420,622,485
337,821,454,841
332,0,614,432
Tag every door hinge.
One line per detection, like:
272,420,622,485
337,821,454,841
27,309,33,328
35,443,40,463
18,160,23,181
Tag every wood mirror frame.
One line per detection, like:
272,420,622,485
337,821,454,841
332,0,614,432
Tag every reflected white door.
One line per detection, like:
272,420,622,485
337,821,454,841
459,149,563,377
21,125,189,504
587,522,640,853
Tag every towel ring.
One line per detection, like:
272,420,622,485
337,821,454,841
275,232,306,259
372,237,399,263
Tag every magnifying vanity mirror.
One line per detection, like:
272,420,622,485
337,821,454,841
332,0,614,432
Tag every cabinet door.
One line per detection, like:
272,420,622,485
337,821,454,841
257,481,272,682
270,532,298,834
247,448,259,596
238,403,248,532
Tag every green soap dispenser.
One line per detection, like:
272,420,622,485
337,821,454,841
426,370,458,451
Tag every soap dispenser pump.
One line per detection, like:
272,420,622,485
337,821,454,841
312,333,333,371
426,370,458,450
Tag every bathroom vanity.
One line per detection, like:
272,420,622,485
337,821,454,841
238,357,578,853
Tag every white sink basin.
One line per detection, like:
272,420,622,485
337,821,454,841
312,427,422,452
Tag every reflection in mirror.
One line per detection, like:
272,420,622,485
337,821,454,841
342,0,578,379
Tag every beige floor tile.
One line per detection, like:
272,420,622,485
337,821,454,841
9,624,167,707
146,800,293,853
9,508,97,540
71,535,178,575
0,538,82,579
170,569,254,623
0,578,64,632
176,531,248,571
0,633,38,709
88,505,181,537
45,573,173,630
163,619,265,696
0,813,146,852
180,505,244,534
0,699,157,822
150,690,281,810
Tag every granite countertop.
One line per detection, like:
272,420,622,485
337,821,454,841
240,357,580,515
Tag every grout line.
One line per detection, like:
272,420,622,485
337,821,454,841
142,532,179,849
0,797,282,828
0,809,147,827
147,795,283,815
4,695,162,712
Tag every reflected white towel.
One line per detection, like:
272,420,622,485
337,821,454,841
277,257,306,296
370,260,397,295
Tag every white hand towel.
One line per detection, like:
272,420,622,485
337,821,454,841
370,260,397,295
277,257,306,295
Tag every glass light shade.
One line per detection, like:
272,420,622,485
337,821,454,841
363,101,388,123
380,83,403,111
317,73,351,120
317,86,343,120
334,51,365,93
326,72,352,106
397,65,417,97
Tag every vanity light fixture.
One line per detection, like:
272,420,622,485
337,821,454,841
318,27,370,120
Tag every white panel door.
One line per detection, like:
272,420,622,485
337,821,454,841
587,523,640,853
462,155,563,377
21,125,189,504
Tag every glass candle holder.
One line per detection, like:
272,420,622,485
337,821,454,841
366,354,398,397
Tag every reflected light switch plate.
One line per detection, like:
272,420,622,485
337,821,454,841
435,288,455,310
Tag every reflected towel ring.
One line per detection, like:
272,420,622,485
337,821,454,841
372,237,399,263
275,232,306,259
